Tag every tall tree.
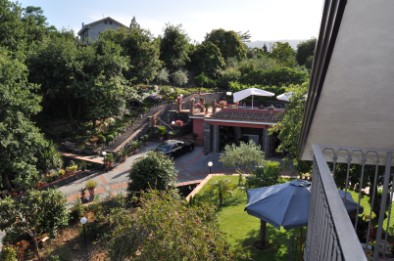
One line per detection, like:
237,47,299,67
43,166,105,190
103,17,161,83
27,35,81,120
21,6,48,44
271,82,311,173
204,29,247,61
159,24,191,74
77,39,128,127
0,49,46,190
0,0,25,52
271,42,296,67
189,41,225,78
296,38,316,70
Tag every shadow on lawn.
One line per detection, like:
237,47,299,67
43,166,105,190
234,225,298,261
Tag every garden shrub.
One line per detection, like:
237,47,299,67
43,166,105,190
69,201,85,224
0,245,17,261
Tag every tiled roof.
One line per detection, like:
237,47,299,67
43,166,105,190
211,108,284,122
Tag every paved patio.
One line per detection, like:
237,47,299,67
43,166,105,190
58,142,235,208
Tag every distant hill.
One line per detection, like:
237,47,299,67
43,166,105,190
247,40,306,51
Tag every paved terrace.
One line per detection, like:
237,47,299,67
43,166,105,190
58,143,236,209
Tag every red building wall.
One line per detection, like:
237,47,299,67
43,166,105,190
192,118,205,145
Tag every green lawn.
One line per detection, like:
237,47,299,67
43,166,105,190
348,190,394,235
196,176,394,260
197,175,300,261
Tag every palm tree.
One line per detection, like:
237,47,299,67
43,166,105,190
210,179,233,207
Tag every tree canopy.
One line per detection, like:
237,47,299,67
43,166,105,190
204,29,247,61
219,141,265,174
0,49,47,190
296,38,316,70
160,24,191,75
110,190,235,260
271,81,311,173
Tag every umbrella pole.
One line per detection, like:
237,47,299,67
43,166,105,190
252,95,254,109
299,227,303,261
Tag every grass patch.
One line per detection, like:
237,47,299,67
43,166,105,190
196,175,299,261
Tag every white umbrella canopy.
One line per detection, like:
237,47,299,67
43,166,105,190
233,88,275,108
276,91,293,102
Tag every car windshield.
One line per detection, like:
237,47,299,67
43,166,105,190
156,143,172,152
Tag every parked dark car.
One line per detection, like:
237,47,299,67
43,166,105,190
155,140,195,158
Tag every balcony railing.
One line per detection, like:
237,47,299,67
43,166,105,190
306,144,394,260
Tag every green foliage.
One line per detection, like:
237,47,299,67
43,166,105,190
110,190,236,260
0,245,17,261
197,176,291,260
156,125,167,136
105,153,114,162
36,140,63,174
189,41,225,78
128,151,177,193
65,165,78,173
296,38,316,70
271,42,296,67
271,82,311,173
194,73,217,87
210,179,234,207
0,49,47,190
246,161,281,188
240,67,308,86
156,68,169,84
0,1,25,52
85,180,98,190
171,69,188,87
0,189,68,259
219,142,265,174
204,29,247,61
217,67,241,87
160,24,191,74
69,200,85,224
102,18,161,84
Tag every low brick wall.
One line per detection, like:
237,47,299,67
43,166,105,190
39,170,96,189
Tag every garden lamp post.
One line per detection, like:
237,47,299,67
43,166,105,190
102,151,107,170
80,217,88,248
208,161,213,174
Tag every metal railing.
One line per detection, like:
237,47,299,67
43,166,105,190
305,144,394,260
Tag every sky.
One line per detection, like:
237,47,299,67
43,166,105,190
15,0,324,43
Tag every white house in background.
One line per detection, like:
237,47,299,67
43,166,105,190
78,17,128,42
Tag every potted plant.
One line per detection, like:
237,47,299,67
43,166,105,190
105,153,114,169
218,100,227,109
119,149,127,163
80,188,87,203
85,180,98,201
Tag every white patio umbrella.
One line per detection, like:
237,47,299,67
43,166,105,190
276,91,293,102
233,88,275,109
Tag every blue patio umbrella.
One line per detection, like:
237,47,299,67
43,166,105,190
245,180,363,258
245,180,363,229
245,180,311,229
